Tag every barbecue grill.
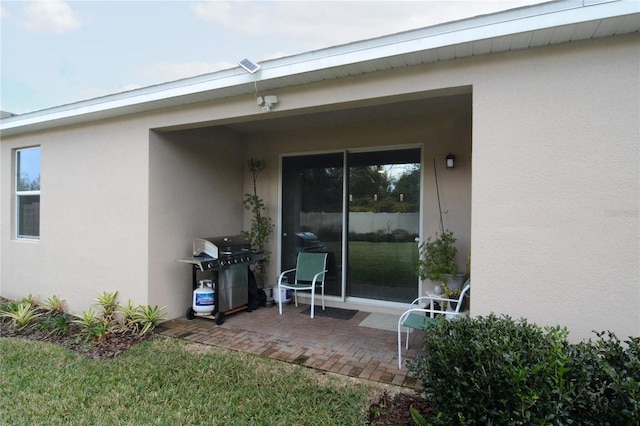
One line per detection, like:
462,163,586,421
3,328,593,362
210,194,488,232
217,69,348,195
295,232,326,252
295,232,337,281
177,235,264,324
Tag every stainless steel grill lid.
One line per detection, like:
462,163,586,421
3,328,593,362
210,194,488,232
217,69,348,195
193,235,252,257
178,235,262,272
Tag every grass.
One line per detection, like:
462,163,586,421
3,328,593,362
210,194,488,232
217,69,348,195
0,337,375,425
349,241,418,286
349,242,419,303
317,240,419,288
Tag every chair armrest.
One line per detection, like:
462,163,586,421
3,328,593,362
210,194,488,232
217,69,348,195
278,268,296,285
312,269,329,284
401,306,450,319
399,306,465,330
398,308,440,330
407,294,456,309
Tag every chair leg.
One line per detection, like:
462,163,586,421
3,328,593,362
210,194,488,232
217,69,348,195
278,284,283,315
405,328,410,350
294,290,298,307
398,325,403,369
321,284,325,310
310,288,315,319
398,326,413,369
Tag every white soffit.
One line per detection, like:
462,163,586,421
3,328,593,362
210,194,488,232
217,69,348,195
1,0,638,136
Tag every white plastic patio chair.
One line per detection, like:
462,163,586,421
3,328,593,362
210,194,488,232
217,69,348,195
397,279,470,368
278,252,328,319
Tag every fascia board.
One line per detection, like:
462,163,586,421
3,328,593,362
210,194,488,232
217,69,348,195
1,0,638,136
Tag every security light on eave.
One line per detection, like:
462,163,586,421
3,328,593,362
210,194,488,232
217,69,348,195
238,58,261,74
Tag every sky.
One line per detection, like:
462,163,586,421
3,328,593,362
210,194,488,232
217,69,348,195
1,0,548,115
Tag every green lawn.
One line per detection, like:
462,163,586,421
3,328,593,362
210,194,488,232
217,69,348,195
0,337,376,425
349,241,418,286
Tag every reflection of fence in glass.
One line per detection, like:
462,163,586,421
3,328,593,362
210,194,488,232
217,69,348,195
19,198,40,237
301,211,419,235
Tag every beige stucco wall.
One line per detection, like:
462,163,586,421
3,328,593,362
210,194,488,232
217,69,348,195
0,118,150,313
1,32,637,342
471,35,639,341
148,127,245,318
238,34,639,340
0,117,247,319
242,110,473,294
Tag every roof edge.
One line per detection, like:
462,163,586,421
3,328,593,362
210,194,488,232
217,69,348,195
1,0,638,136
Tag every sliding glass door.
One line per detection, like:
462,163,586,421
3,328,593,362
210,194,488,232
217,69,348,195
281,148,421,303
281,153,344,296
346,149,421,302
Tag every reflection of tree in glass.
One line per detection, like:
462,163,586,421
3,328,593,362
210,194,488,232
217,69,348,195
300,167,343,213
18,175,40,191
293,161,421,215
393,164,420,206
17,148,41,191
350,164,420,213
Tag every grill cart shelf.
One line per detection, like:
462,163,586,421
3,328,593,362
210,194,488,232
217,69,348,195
177,236,263,325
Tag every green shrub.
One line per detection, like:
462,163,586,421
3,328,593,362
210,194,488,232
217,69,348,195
584,331,640,422
0,298,19,319
3,293,166,343
407,314,640,425
0,302,42,330
40,312,70,336
117,299,140,333
41,294,67,313
19,294,40,307
133,304,165,335
93,291,120,322
117,299,166,335
72,306,105,340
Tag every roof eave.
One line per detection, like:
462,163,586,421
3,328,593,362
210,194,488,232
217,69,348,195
1,0,638,137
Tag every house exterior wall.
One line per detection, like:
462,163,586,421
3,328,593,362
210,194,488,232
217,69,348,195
1,30,637,341
471,34,639,341
1,116,247,319
148,127,245,318
238,34,639,340
0,118,150,313
242,111,473,295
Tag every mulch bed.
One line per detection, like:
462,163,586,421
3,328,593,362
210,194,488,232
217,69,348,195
0,321,154,360
367,390,434,425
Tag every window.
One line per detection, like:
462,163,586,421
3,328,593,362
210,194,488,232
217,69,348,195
15,147,40,239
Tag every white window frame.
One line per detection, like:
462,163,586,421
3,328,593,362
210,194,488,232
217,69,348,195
15,147,41,240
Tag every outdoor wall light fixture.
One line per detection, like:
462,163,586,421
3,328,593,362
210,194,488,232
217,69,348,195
446,154,455,169
377,165,385,174
257,95,278,112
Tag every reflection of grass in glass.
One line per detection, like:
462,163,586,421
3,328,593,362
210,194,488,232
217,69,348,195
349,242,418,287
322,241,342,255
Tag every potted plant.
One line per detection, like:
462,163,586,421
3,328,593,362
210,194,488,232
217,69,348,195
444,285,471,319
417,230,464,292
241,158,274,286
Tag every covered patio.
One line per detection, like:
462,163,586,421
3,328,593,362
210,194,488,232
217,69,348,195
157,303,423,388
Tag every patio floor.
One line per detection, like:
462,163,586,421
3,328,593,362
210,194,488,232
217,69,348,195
157,302,425,388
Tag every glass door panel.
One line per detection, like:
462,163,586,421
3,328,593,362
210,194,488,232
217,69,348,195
281,154,343,296
346,149,421,302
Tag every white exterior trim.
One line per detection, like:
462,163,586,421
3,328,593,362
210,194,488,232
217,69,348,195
1,0,637,136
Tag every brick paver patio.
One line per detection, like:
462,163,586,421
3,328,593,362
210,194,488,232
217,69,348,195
158,302,424,388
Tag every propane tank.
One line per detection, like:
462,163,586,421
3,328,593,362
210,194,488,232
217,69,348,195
193,280,215,315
